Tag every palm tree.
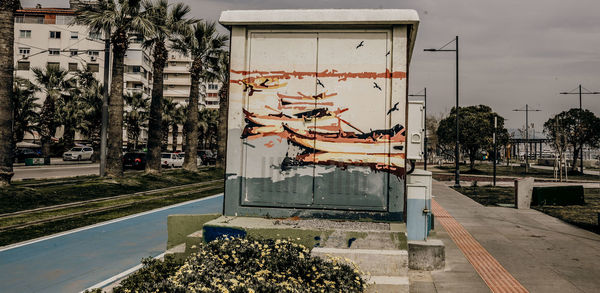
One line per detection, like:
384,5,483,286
124,92,149,151
161,97,176,151
216,52,229,168
32,65,70,158
75,0,155,177
172,21,228,171
142,0,196,173
170,105,186,152
75,75,104,149
57,78,79,151
0,0,20,186
12,78,40,143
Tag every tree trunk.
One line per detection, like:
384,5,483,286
183,61,201,171
0,2,17,186
106,33,127,177
145,41,167,174
40,96,57,158
172,123,178,152
571,145,580,172
216,82,229,169
63,124,75,151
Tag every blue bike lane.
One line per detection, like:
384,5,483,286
0,194,223,293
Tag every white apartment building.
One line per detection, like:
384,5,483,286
14,2,153,144
14,1,221,150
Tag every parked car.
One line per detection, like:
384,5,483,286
14,148,41,163
63,146,94,161
161,153,184,168
198,150,217,165
176,153,203,166
123,152,147,170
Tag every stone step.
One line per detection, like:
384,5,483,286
311,247,408,277
366,276,409,293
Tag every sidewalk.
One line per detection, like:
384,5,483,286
420,181,600,292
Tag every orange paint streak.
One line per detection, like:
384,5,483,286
264,141,275,148
230,68,406,84
277,92,337,101
432,200,529,293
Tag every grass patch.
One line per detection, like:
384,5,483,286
0,168,223,214
437,163,599,181
452,185,514,206
452,186,600,234
0,184,223,246
533,188,600,234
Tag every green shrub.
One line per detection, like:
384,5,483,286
112,255,184,293
109,238,367,293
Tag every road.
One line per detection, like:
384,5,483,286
0,194,223,293
13,163,99,181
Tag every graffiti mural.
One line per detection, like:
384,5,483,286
226,31,408,211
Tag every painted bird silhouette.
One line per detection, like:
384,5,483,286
356,41,364,49
373,82,382,91
316,78,325,88
386,51,390,56
243,83,261,96
387,102,400,115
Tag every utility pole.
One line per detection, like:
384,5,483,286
425,36,460,187
100,28,111,177
493,115,497,186
560,84,600,173
408,87,427,170
513,105,541,173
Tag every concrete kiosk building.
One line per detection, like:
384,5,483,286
220,9,419,220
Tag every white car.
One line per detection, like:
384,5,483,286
177,153,203,167
161,153,184,168
63,147,94,161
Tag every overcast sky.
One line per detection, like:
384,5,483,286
23,0,600,131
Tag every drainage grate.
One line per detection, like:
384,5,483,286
432,200,528,293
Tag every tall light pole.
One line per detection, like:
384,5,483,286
425,36,460,187
409,87,427,170
493,115,497,186
513,105,541,173
560,84,600,173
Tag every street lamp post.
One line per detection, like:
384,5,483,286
493,115,497,186
409,87,427,170
560,85,600,173
513,105,541,173
425,36,460,187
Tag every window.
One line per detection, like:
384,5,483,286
89,31,102,40
71,31,78,39
208,83,219,90
19,30,31,38
70,49,78,56
87,50,99,56
48,49,60,56
17,61,30,71
131,66,141,73
50,31,61,39
68,63,78,72
207,93,218,97
18,47,30,56
47,62,60,70
163,74,168,80
87,63,99,72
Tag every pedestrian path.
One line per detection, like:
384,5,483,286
432,200,527,293
0,194,223,293
429,181,600,292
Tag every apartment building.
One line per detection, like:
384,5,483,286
14,2,153,143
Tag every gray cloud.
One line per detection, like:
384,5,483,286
22,0,600,130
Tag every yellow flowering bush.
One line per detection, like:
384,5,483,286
102,238,366,293
170,237,367,292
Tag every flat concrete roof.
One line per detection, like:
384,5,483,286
219,9,419,26
219,9,420,64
